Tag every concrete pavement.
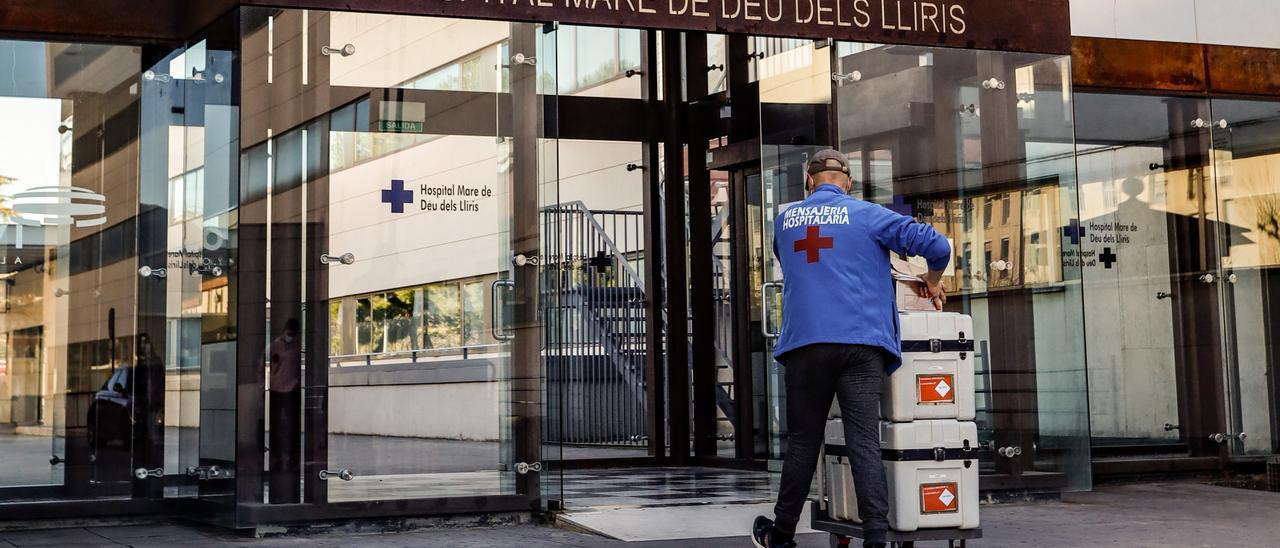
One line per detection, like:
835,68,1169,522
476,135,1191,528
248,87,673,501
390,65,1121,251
0,482,1275,547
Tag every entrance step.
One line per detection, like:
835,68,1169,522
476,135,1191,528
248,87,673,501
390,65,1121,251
557,503,812,542
1092,456,1221,477
1091,443,1190,459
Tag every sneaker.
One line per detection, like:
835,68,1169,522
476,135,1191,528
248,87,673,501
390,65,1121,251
751,516,797,548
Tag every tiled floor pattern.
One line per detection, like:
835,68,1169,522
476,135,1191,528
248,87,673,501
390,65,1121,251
558,503,812,541
557,467,776,509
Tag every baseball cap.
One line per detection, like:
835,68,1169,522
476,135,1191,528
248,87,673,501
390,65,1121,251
807,149,850,176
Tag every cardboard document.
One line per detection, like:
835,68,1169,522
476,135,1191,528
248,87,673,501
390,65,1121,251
892,256,940,311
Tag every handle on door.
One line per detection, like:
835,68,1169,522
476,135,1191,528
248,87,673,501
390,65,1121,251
997,446,1023,458
321,252,356,266
761,282,784,339
491,279,515,341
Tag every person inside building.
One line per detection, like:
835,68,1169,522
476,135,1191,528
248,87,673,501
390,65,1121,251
268,317,302,503
752,150,951,548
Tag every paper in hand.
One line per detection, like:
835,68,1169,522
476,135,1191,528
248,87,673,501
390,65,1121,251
891,268,925,284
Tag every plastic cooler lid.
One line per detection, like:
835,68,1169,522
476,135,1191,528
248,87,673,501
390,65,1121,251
899,312,974,343
881,419,978,450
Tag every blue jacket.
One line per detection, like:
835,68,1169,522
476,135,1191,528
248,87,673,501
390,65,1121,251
772,184,951,372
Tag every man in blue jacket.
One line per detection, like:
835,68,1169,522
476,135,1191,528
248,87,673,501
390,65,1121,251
752,150,951,548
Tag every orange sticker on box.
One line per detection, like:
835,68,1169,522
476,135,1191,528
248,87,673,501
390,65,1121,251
917,374,955,404
920,483,959,514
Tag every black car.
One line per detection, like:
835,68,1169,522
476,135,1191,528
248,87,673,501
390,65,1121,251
87,367,133,450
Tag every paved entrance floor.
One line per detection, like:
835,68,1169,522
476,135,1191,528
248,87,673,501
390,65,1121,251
0,482,1276,547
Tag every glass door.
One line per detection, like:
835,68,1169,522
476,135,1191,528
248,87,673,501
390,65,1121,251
752,37,833,465
240,9,558,508
757,145,820,462
1073,93,1228,459
1209,98,1280,457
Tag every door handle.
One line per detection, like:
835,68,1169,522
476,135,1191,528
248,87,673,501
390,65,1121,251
321,252,356,265
491,279,515,341
318,468,355,481
138,266,167,279
134,467,164,480
997,446,1023,458
761,282,784,339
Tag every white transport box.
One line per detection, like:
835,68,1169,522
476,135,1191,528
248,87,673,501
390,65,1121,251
884,312,976,422
823,419,980,531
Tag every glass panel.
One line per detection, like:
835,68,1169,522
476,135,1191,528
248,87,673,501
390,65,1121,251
707,34,728,95
757,42,832,462
542,139,649,463
1074,93,1212,452
710,170,734,456
828,43,1089,490
0,40,143,502
554,26,643,98
139,27,240,508
1210,98,1280,456
241,10,556,505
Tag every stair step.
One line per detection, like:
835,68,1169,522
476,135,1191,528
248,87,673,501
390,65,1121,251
1091,442,1190,459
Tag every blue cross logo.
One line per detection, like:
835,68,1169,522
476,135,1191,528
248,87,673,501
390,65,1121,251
1063,219,1086,244
381,180,414,214
1100,247,1118,269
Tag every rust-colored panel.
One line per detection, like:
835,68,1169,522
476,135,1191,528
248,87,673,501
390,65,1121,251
1072,37,1206,92
0,0,237,44
1207,45,1280,97
0,0,181,42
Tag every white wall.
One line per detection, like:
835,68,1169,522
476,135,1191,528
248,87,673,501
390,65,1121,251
328,13,508,88
328,136,645,299
1071,0,1280,49
329,382,500,440
328,135,509,298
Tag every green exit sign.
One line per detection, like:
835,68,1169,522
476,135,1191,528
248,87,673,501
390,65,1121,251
378,120,424,133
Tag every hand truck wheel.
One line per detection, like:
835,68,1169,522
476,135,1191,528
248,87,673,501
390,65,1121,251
829,533,851,547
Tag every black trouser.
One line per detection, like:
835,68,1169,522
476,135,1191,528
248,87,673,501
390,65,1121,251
773,344,890,545
269,388,301,503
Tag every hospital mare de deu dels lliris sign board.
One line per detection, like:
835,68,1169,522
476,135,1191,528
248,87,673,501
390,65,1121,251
412,0,1070,53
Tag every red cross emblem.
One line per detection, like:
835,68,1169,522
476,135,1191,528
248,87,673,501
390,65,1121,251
794,226,835,263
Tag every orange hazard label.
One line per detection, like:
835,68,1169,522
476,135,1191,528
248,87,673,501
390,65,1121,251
917,374,955,404
920,483,959,514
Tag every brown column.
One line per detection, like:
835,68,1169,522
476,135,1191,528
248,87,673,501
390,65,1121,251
640,30,668,459
685,33,719,458
508,22,543,503
661,31,692,465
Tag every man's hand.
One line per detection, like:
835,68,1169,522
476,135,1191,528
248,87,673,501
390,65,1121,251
922,270,947,311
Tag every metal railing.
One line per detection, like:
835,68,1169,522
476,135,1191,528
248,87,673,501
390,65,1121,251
329,344,505,367
542,202,649,446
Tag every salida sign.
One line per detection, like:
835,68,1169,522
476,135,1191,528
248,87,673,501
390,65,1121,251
429,0,1069,53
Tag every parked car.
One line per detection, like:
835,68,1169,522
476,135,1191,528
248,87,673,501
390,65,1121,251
87,367,132,450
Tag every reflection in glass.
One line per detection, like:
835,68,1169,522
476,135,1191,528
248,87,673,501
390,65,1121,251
828,43,1089,490
1210,99,1280,456
1074,93,1205,452
0,40,145,500
243,10,565,503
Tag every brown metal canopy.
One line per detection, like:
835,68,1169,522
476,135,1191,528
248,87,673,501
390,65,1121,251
1,0,1071,54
